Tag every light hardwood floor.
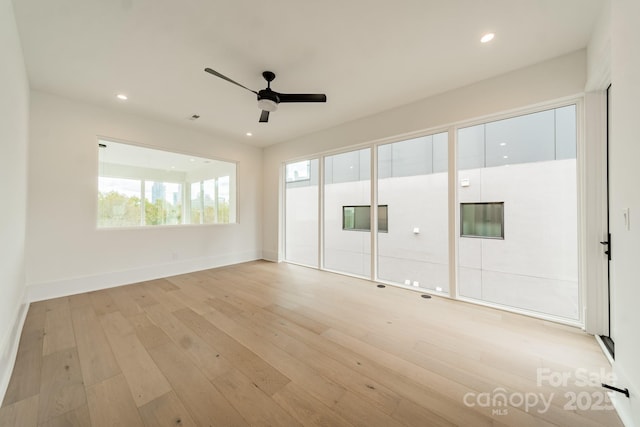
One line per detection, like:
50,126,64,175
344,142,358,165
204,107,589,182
0,261,623,426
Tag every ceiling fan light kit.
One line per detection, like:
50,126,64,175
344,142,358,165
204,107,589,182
204,67,327,123
257,98,277,112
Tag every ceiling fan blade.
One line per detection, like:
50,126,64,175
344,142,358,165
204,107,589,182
276,93,327,103
204,68,257,94
259,110,270,123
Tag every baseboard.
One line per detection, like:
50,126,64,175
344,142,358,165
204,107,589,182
0,291,29,406
609,391,637,427
261,250,280,263
27,250,262,302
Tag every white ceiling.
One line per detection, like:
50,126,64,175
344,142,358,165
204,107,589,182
12,0,603,147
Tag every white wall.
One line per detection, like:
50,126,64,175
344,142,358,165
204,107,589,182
323,180,371,277
378,173,449,291
458,159,578,320
263,50,587,261
585,0,611,91
0,0,30,403
26,91,263,300
607,0,640,424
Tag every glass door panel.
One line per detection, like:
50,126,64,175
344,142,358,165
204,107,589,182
377,133,449,293
323,149,371,277
285,159,319,267
457,105,579,320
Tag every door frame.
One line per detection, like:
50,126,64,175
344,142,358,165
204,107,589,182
583,90,612,340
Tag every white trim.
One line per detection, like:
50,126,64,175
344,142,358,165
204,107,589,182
370,146,378,281
0,289,29,406
576,97,587,327
318,157,325,269
583,90,610,336
321,267,373,283
261,250,280,263
27,251,261,302
276,161,285,263
456,296,583,328
609,392,636,427
280,160,287,264
282,260,319,270
448,126,458,297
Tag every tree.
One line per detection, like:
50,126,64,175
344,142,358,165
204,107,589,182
98,191,141,227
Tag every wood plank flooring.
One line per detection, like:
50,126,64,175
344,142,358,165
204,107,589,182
0,261,623,426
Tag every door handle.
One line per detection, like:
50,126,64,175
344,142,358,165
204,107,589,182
600,239,611,259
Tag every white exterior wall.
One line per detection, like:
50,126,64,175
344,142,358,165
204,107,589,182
377,173,449,291
323,180,371,277
0,0,30,403
458,159,578,319
25,91,263,301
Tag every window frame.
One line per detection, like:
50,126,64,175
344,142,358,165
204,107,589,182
342,205,388,233
459,201,505,239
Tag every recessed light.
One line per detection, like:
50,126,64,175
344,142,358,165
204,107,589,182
171,166,176,169
116,94,128,100
246,132,253,137
500,142,507,146
503,155,509,159
480,33,495,43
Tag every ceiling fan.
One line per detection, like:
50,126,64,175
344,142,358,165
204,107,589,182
204,68,327,123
